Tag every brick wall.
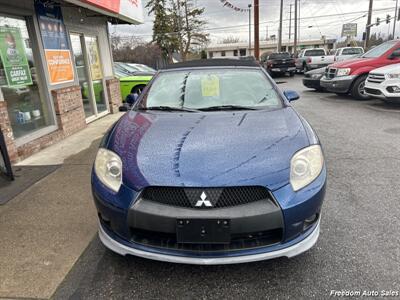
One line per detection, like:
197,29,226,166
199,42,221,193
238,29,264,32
106,78,122,114
52,86,87,137
0,101,18,162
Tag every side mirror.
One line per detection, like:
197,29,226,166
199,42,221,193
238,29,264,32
389,49,400,59
284,90,300,102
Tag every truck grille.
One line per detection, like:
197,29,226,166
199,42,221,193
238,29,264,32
367,73,385,83
325,67,337,79
140,186,272,209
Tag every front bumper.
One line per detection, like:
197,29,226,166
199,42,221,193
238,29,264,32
92,166,326,264
99,218,320,265
320,75,356,93
365,80,400,102
303,78,323,90
270,67,296,73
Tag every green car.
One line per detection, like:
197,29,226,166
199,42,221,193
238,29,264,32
114,63,154,101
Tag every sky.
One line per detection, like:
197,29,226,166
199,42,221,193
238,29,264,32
110,0,400,45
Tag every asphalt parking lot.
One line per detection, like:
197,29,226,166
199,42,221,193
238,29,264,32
53,75,400,300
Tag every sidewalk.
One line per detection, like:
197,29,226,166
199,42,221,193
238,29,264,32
0,113,123,299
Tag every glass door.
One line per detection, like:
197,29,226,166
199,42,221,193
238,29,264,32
70,33,95,118
84,36,107,115
69,33,108,121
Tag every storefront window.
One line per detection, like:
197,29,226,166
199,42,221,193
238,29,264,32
0,16,53,140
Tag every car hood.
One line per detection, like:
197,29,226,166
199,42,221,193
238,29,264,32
306,67,326,75
370,63,400,74
329,57,376,69
119,75,153,81
109,108,310,191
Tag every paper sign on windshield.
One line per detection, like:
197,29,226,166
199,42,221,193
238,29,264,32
201,75,220,97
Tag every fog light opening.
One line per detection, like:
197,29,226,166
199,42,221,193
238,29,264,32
303,213,318,231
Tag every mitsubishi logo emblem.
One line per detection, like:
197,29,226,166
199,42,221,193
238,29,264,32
195,191,213,207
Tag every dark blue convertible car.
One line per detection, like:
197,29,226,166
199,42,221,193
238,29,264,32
92,59,327,264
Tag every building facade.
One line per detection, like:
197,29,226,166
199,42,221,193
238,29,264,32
207,38,337,59
0,0,143,163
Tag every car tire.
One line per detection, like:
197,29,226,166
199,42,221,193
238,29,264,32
350,75,370,100
289,72,295,77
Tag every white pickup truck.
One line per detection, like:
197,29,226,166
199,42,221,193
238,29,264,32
333,47,364,62
364,63,400,103
295,48,334,73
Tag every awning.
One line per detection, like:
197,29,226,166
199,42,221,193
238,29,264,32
64,0,144,25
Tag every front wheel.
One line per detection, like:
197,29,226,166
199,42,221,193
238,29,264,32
289,72,295,77
350,75,370,100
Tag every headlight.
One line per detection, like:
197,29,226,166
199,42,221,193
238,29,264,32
311,74,323,79
386,73,400,79
94,148,122,192
336,68,351,77
290,145,324,192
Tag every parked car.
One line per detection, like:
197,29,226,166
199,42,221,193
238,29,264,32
264,52,296,77
303,67,327,91
113,64,153,101
126,63,156,73
333,47,364,62
321,40,400,100
92,59,327,264
115,62,155,76
295,48,334,72
364,63,400,103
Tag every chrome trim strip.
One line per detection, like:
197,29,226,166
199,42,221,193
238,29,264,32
98,220,320,265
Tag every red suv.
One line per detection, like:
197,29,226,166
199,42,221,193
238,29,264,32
321,40,400,99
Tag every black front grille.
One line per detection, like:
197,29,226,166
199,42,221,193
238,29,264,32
129,227,283,252
325,67,337,79
365,87,382,95
140,186,271,209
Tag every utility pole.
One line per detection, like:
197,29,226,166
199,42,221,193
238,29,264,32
289,4,293,42
365,0,374,49
254,0,260,60
298,0,301,45
278,0,283,52
294,0,298,54
248,4,252,55
394,0,399,38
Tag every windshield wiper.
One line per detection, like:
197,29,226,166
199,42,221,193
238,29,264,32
138,106,199,112
198,105,259,111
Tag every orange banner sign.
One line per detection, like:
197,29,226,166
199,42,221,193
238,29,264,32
44,50,74,84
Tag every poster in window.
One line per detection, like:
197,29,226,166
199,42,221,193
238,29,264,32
35,1,74,85
86,38,103,80
0,26,33,87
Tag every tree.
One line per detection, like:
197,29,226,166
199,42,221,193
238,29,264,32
146,0,209,62
146,0,177,62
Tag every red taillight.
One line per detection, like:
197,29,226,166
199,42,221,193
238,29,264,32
307,57,312,63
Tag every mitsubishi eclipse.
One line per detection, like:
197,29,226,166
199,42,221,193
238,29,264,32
91,59,327,265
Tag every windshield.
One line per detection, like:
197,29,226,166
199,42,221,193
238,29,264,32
362,41,397,58
137,69,283,110
269,53,291,59
304,49,325,56
342,48,363,55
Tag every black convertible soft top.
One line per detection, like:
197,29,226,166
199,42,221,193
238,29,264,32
165,58,260,69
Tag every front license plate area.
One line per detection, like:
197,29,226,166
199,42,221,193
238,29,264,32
176,219,231,244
